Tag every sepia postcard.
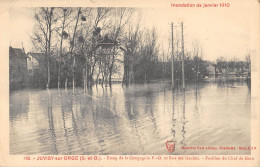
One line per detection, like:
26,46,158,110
0,0,259,166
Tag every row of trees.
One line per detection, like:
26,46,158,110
30,7,251,89
32,7,136,89
154,45,207,82
215,54,251,74
31,7,206,88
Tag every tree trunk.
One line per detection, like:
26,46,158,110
72,57,76,91
101,70,104,86
96,66,101,85
83,68,86,92
109,67,112,86
65,77,68,90
70,8,81,90
58,9,66,89
47,8,54,89
58,66,60,88
108,54,115,86
47,60,50,88
105,71,108,87
130,60,134,84
96,74,100,85
86,63,90,88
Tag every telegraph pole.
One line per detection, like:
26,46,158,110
171,22,174,89
162,46,165,82
181,22,185,91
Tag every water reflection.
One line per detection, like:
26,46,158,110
10,80,251,155
61,97,71,154
181,92,186,149
171,90,176,139
47,89,58,154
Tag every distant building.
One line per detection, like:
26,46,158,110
9,47,28,90
214,61,250,78
27,52,46,87
204,61,215,78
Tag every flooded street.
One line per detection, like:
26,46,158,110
10,80,251,155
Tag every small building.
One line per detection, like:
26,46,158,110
27,52,46,87
9,47,28,90
93,35,124,84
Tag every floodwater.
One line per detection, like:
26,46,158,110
10,80,251,155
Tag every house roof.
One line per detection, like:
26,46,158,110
9,47,27,58
96,36,118,49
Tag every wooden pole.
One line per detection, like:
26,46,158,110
181,22,185,91
162,46,165,82
171,22,174,89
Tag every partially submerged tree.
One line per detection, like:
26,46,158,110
56,7,73,89
134,27,159,82
107,8,134,86
121,16,143,85
31,7,58,88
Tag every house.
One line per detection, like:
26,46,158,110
27,52,46,87
9,47,28,90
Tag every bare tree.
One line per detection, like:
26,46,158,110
31,7,58,88
121,17,143,85
56,8,72,89
88,8,112,88
107,8,134,86
192,43,203,81
75,7,112,90
139,27,159,82
68,8,82,90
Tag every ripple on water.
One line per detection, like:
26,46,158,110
10,81,251,155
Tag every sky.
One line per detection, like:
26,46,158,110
9,2,258,61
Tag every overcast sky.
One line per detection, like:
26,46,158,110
9,2,258,61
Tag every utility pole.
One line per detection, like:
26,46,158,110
171,22,174,89
196,47,199,81
181,22,185,91
162,46,165,82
